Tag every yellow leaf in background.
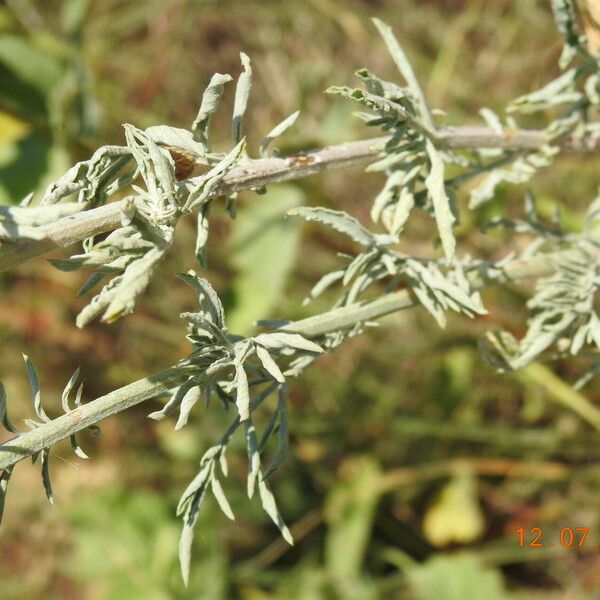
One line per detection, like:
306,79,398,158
0,111,29,144
422,470,484,547
577,0,600,52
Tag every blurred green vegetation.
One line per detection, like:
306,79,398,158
1,0,600,598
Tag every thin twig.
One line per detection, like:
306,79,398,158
0,125,598,272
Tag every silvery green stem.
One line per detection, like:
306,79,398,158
0,126,597,272
0,247,590,471
0,366,189,470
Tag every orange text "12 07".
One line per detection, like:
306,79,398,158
516,527,589,548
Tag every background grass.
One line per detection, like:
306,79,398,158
2,0,600,598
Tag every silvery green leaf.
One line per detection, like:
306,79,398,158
101,225,153,251
571,321,588,355
289,207,376,246
175,385,203,431
479,107,503,134
411,282,446,328
184,139,246,211
40,448,53,505
0,383,17,434
258,407,280,451
410,261,485,317
366,150,406,173
550,0,585,67
49,250,113,272
40,165,86,205
303,270,345,305
258,475,293,545
585,73,600,104
177,271,225,328
424,140,455,260
575,358,600,390
129,210,172,248
259,111,300,157
177,462,212,516
145,125,206,159
23,354,49,423
328,85,419,130
355,67,416,104
343,249,376,286
0,465,13,526
235,364,250,421
148,379,197,421
144,136,176,195
211,476,235,520
124,124,177,197
380,252,398,275
263,387,289,479
100,247,165,324
469,167,526,209
244,420,260,498
61,368,81,413
235,338,255,365
178,479,208,587
371,18,433,129
123,125,160,197
254,332,323,354
70,431,89,460
390,187,416,234
371,170,403,223
232,52,252,144
74,383,84,407
255,345,285,383
590,313,600,348
511,330,557,370
192,73,233,148
219,451,228,477
508,68,579,114
347,271,376,304
19,192,33,207
479,330,519,372
183,314,230,347
195,203,210,268
469,149,557,208
76,272,106,298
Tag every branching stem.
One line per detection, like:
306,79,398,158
0,126,597,272
1,247,595,470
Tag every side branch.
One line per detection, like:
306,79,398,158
0,126,598,273
0,248,590,470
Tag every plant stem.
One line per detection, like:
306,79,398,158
1,247,597,470
0,366,190,470
0,126,597,272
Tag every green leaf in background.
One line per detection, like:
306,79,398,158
0,24,95,205
324,456,381,597
422,469,484,547
0,129,71,205
226,184,303,334
0,34,63,120
406,553,510,600
0,131,50,205
66,488,228,599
